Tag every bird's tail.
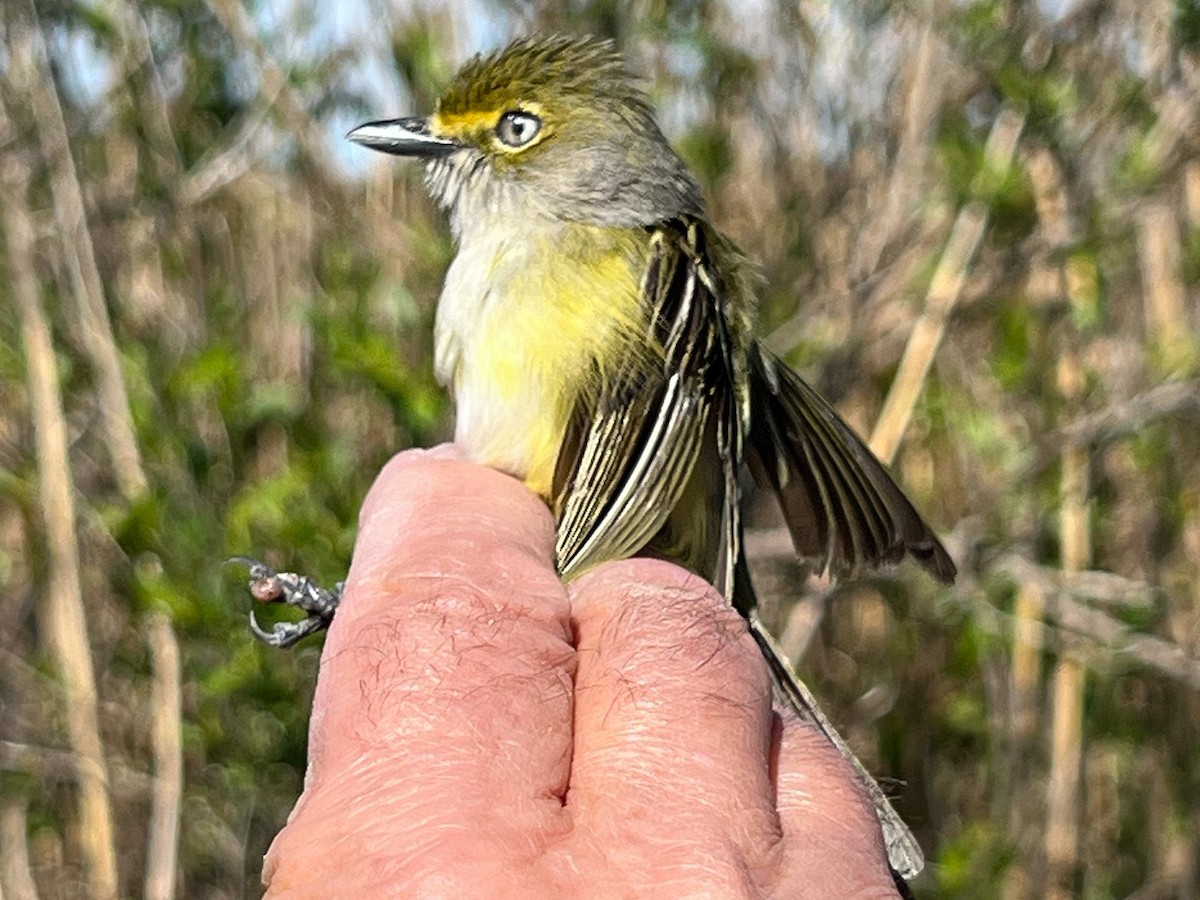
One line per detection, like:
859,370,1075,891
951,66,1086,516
746,612,925,881
735,344,946,880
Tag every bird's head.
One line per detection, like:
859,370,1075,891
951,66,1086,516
348,35,703,231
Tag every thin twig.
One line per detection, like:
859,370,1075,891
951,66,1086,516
201,0,341,190
111,0,183,181
850,20,945,281
994,557,1200,689
178,99,280,205
1053,378,1199,449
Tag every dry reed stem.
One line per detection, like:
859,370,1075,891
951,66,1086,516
12,0,147,502
869,106,1026,464
1137,201,1194,372
1184,161,1200,228
1007,579,1047,900
1005,137,1071,900
1009,583,1046,748
144,614,182,900
0,798,38,900
1,100,119,900
1044,347,1090,900
1142,72,1200,175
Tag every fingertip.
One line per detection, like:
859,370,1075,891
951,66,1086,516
346,447,557,618
306,446,569,774
271,449,577,892
356,444,473,531
569,556,771,713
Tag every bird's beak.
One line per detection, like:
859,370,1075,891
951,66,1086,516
346,117,461,158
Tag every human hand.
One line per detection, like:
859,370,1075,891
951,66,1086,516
262,447,903,898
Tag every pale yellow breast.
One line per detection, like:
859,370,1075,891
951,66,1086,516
435,218,651,497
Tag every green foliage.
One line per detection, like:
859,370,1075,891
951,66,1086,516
1174,0,1200,49
934,819,1014,898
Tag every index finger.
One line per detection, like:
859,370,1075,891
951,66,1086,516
264,448,576,893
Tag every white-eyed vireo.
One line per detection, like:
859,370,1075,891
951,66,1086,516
346,34,955,881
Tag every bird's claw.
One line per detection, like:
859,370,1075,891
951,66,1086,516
228,556,344,648
248,608,330,648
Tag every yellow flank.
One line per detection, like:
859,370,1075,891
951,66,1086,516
439,220,655,498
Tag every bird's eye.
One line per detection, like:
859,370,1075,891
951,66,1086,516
496,110,542,148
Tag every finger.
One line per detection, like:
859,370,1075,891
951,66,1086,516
563,559,782,894
264,447,575,895
771,715,898,898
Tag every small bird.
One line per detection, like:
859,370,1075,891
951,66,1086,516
267,33,954,880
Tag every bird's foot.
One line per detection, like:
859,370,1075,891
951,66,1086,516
228,556,344,648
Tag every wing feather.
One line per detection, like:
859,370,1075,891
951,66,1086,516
547,219,941,882
747,347,956,584
553,222,731,581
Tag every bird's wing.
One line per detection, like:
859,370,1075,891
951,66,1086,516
552,219,740,586
746,345,957,584
550,220,937,882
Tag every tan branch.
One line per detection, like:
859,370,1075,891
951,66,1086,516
10,0,148,501
144,614,183,900
0,798,38,900
0,97,119,900
987,557,1200,690
179,100,280,206
1044,347,1090,900
1057,378,1199,447
1018,378,1200,482
869,106,1026,464
0,740,154,797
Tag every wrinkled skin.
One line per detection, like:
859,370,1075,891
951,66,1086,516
262,448,900,899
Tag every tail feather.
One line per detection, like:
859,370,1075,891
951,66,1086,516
740,343,954,882
748,613,926,880
732,547,923,879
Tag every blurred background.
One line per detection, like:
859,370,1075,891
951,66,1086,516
2,0,1198,897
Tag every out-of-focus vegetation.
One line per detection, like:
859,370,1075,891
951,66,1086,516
1,0,1198,897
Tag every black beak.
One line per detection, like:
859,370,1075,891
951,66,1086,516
346,117,461,158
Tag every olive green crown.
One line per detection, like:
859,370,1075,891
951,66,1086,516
439,35,637,116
